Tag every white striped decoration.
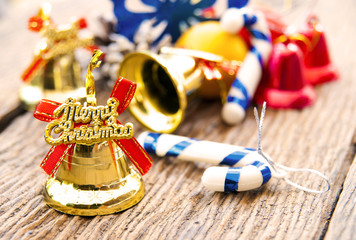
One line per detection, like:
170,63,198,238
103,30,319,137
220,7,272,125
137,131,272,192
202,162,271,192
138,131,255,166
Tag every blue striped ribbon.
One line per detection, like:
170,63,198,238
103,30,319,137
227,78,250,109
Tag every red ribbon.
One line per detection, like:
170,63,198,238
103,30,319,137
198,59,239,80
34,77,152,176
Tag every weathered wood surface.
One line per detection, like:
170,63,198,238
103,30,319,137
0,0,355,240
325,154,356,240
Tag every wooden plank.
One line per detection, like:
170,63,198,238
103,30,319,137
0,0,355,239
324,153,356,240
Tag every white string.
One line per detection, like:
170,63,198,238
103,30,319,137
253,102,330,194
254,102,266,154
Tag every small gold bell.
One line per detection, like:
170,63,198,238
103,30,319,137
20,3,93,111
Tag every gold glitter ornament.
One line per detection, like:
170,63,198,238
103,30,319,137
34,49,150,216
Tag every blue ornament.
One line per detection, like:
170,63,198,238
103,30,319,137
111,0,249,45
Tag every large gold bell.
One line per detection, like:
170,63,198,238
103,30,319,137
19,53,86,111
44,141,144,216
118,48,239,133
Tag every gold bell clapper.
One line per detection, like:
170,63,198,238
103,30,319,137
118,47,240,133
20,2,94,111
33,50,153,216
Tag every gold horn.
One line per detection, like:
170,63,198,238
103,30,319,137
118,47,239,133
43,50,144,216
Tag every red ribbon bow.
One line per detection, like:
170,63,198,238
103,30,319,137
34,77,152,176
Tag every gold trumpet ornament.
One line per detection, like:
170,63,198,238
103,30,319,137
34,50,152,216
118,47,240,133
20,2,95,110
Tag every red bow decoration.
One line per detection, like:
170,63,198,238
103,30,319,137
34,77,152,176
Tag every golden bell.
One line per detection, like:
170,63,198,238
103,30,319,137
118,47,239,133
20,3,93,111
42,50,145,216
44,141,144,216
19,53,86,111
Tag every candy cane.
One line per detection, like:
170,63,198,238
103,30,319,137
220,8,272,124
202,162,271,192
137,131,272,192
137,103,329,193
138,132,258,165
206,102,329,193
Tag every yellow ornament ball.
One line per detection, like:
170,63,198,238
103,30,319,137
176,21,249,99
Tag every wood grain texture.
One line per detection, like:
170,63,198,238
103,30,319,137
0,0,355,240
325,154,356,240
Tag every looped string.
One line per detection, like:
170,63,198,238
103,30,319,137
253,102,330,194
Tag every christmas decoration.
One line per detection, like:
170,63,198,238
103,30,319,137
94,2,338,126
254,16,338,108
138,131,272,192
254,42,316,109
118,47,240,133
20,3,95,110
139,103,330,193
33,50,152,215
220,7,272,125
203,103,329,193
299,16,339,85
175,21,248,99
137,132,256,166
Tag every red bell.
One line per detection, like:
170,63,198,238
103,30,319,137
299,17,339,85
254,42,316,109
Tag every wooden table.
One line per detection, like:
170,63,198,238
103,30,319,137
0,0,355,239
